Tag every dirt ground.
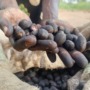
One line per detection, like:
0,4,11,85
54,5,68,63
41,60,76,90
59,10,90,27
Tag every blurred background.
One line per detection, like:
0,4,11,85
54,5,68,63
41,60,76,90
19,0,90,27
59,0,90,27
60,0,90,11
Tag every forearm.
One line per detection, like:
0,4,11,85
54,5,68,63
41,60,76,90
42,0,59,20
0,0,18,10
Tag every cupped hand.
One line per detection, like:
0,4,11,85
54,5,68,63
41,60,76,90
0,8,34,51
0,8,30,36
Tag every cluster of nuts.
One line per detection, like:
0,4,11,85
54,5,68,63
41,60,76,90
12,19,89,68
15,67,75,90
15,65,81,90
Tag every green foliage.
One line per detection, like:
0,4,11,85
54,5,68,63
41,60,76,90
59,1,90,11
19,4,30,16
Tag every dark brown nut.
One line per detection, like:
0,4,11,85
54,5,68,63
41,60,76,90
64,40,75,51
50,86,58,90
32,77,39,83
64,29,70,34
13,35,37,51
30,24,39,35
86,41,90,50
19,19,32,29
54,31,66,46
36,24,42,29
29,40,57,51
58,26,65,31
70,50,88,68
44,79,49,86
72,34,78,42
46,20,54,25
49,80,57,86
30,24,39,31
58,47,74,68
46,20,58,33
13,25,25,40
50,23,58,33
72,28,79,35
75,33,86,52
52,47,59,53
39,80,46,87
44,87,50,90
42,25,54,33
48,33,54,40
37,40,57,50
0,18,13,37
24,29,30,36
46,52,56,62
37,29,49,39
31,30,38,36
66,34,78,41
29,45,50,51
66,34,73,41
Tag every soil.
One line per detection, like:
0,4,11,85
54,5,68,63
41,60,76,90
59,10,90,27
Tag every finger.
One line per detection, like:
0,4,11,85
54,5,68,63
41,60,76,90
13,35,37,51
81,28,90,40
70,50,88,68
58,47,75,68
13,25,25,40
0,18,13,37
9,36,15,45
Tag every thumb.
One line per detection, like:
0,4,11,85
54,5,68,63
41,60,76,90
0,18,13,37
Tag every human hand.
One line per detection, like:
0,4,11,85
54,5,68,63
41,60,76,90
0,8,37,51
0,8,30,36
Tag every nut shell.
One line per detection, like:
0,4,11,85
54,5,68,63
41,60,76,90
58,47,74,68
70,50,88,68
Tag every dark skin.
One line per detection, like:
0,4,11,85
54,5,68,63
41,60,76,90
1,0,86,68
